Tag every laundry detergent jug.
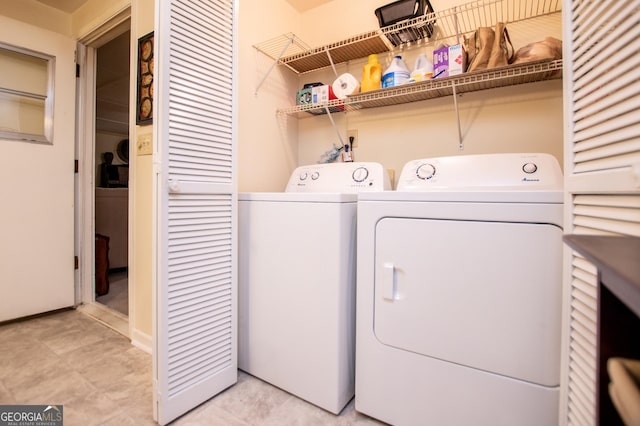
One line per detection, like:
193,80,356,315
382,55,410,88
410,53,434,82
361,54,383,92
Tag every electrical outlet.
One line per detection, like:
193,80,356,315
347,129,358,148
137,133,152,155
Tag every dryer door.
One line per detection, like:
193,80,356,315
374,217,562,386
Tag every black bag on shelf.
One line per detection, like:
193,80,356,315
375,0,435,46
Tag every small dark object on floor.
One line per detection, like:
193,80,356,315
95,234,110,296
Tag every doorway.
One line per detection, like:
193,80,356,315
94,30,131,317
75,15,132,336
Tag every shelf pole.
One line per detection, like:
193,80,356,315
451,82,464,150
254,36,295,96
324,46,338,77
453,6,460,45
324,105,345,147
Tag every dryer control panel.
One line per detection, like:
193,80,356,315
285,162,391,193
397,153,563,191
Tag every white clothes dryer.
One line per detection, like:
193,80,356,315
239,162,390,414
355,153,563,426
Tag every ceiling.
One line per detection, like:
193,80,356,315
38,0,336,14
285,0,334,12
34,0,89,13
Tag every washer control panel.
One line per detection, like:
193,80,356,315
397,153,563,191
286,162,391,193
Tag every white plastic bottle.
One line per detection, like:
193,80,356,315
410,53,434,82
382,55,410,88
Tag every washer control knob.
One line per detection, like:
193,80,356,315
522,163,538,174
311,171,320,180
416,163,436,180
299,172,308,181
352,167,369,182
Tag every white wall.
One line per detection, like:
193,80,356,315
239,0,564,190
237,0,302,192
297,79,563,185
129,0,153,347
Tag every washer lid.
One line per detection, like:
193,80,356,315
397,153,563,192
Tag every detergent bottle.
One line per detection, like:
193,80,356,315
382,55,410,88
361,54,383,92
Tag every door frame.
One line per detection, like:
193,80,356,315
75,8,131,328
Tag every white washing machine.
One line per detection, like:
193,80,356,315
239,162,390,414
355,153,564,426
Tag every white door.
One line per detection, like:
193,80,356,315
153,0,237,424
0,16,76,322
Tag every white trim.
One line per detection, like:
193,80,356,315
75,3,131,45
75,10,132,333
131,328,153,354
77,43,96,307
128,0,139,348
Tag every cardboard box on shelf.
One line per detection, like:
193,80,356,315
296,84,338,105
433,44,466,78
312,85,337,104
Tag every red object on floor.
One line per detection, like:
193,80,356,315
95,234,110,296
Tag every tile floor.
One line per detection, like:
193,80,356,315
95,269,128,316
0,309,386,426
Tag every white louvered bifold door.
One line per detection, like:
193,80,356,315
153,0,237,424
562,0,640,425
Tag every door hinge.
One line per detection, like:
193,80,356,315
74,160,79,173
74,256,79,270
76,63,80,78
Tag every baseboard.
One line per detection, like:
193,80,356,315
131,328,152,354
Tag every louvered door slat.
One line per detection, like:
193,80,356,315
574,124,640,160
574,203,640,223
571,2,636,81
154,0,237,424
574,89,640,133
574,104,640,145
575,75,640,128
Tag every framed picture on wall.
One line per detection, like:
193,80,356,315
136,31,154,125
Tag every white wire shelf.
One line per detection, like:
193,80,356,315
254,0,562,75
276,59,563,117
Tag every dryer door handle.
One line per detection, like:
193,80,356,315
382,262,396,301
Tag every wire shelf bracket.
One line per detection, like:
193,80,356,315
253,33,311,95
